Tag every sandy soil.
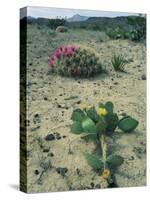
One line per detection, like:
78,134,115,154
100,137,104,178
23,24,146,193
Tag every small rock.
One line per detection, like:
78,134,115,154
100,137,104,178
34,170,39,175
50,153,54,157
57,136,61,140
141,74,146,80
90,182,95,188
45,134,55,141
95,184,101,189
62,135,66,138
56,167,68,176
114,82,119,85
43,148,50,153
44,97,48,101
33,114,41,124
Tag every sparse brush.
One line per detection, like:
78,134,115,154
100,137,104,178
111,54,126,72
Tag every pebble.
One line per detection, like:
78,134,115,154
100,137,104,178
33,114,41,124
114,82,119,85
34,170,39,175
45,134,55,141
141,74,146,80
43,148,50,153
56,167,68,176
90,182,95,188
44,97,48,101
95,184,101,189
50,153,54,157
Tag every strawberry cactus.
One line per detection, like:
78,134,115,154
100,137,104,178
48,45,102,77
70,102,139,185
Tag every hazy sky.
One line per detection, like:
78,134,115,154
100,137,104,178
22,6,140,19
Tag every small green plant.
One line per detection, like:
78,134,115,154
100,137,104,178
70,102,139,185
48,45,102,77
111,54,126,72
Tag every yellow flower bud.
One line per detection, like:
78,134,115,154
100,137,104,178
102,169,110,179
97,107,107,117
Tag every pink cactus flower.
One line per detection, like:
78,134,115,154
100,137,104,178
71,46,76,51
67,49,73,56
54,50,60,59
49,56,54,68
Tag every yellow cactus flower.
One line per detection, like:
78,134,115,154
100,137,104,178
80,103,89,110
102,169,110,179
97,107,107,117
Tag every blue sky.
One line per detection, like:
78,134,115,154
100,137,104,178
23,6,141,19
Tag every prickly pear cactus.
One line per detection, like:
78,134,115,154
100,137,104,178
48,45,102,77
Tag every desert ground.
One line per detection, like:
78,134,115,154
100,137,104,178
23,24,146,193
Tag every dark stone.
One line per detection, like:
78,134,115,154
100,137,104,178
50,153,54,157
45,134,55,141
56,167,68,176
114,82,119,85
44,97,48,101
33,114,41,124
90,182,95,188
62,135,66,138
76,168,81,176
29,62,33,66
43,148,50,153
34,170,39,175
57,136,61,140
141,74,146,80
95,184,101,189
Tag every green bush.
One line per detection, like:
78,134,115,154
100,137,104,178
127,15,146,41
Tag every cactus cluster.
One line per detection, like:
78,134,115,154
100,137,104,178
48,45,102,77
70,101,139,184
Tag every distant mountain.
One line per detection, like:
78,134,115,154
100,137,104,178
67,14,88,22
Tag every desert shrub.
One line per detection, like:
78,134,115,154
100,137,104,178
127,15,146,41
106,27,126,40
56,26,68,33
97,32,109,42
111,54,126,72
48,45,102,77
48,18,66,29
